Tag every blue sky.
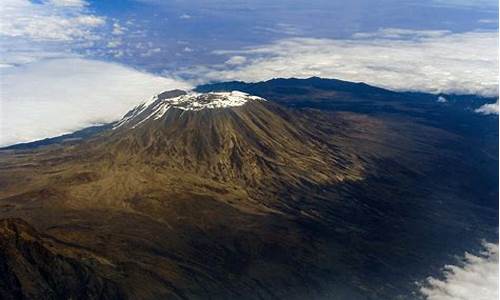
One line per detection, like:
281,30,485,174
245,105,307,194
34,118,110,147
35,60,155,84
86,0,499,71
0,0,498,145
2,0,498,71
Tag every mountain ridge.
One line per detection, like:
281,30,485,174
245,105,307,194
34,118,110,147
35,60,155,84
0,77,497,299
2,77,496,150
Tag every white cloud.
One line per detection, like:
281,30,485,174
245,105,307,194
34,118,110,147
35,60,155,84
74,15,105,27
352,28,451,39
106,39,122,48
478,19,498,24
140,47,162,57
225,55,247,65
0,0,105,42
0,41,77,66
419,242,499,300
179,13,192,19
475,100,499,115
111,49,125,58
182,30,498,97
0,58,192,146
254,23,302,36
112,22,126,35
431,0,498,9
48,0,87,7
437,96,447,103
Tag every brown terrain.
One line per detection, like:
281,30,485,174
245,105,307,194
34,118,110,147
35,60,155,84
0,85,497,299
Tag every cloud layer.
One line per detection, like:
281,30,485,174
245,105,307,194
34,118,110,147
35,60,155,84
0,58,191,146
419,242,499,300
181,30,498,97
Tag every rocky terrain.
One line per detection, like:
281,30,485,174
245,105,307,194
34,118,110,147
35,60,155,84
0,78,497,299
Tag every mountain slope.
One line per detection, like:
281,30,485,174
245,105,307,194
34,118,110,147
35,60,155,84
0,83,497,299
106,91,363,192
0,218,122,300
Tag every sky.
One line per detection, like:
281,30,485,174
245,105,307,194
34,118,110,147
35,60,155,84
0,0,498,146
0,1,498,298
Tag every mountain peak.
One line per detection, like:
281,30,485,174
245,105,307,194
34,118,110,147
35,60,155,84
166,90,264,110
114,90,265,130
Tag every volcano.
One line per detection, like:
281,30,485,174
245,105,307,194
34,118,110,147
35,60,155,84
105,90,364,198
1,89,370,299
0,79,497,300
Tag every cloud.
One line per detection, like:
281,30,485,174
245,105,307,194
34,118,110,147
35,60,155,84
112,22,126,35
180,30,498,97
179,13,192,19
437,96,447,103
0,0,105,42
254,23,302,36
48,0,87,7
106,39,122,48
431,0,498,9
0,58,192,146
478,19,498,24
140,47,162,57
0,0,112,72
0,41,77,66
475,100,499,115
352,28,451,39
419,242,498,300
225,55,247,65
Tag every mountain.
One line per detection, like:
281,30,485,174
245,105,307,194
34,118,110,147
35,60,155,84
196,77,498,137
104,90,366,200
0,78,497,299
0,218,123,300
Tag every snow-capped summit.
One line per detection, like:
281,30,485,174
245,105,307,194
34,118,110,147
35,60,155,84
114,90,266,129
167,91,264,110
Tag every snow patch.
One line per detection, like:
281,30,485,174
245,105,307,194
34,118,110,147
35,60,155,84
114,91,265,129
165,91,261,111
